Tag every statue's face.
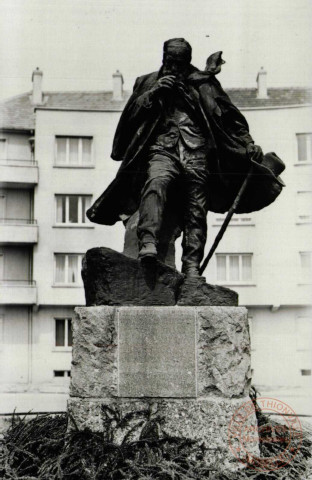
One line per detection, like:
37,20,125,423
162,53,190,78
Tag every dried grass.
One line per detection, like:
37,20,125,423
1,396,311,480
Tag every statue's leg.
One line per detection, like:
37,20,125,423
123,208,181,267
181,156,209,277
137,153,179,259
157,204,181,267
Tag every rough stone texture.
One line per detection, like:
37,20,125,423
69,306,256,472
197,307,251,398
118,307,196,397
178,277,238,306
71,306,250,399
82,247,184,306
70,307,118,398
82,247,238,307
67,396,260,471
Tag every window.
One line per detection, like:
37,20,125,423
55,195,91,224
213,213,253,226
300,369,311,376
0,194,5,220
55,136,93,166
54,370,71,377
296,133,312,163
216,253,253,283
296,191,312,223
55,318,72,347
296,317,312,351
300,252,312,284
54,254,83,285
0,315,3,349
0,254,3,280
0,139,7,160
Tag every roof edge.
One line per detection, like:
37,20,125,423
0,91,32,105
240,103,312,111
35,106,124,112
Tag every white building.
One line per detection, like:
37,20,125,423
0,68,311,412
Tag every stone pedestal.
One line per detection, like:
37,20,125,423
68,306,259,471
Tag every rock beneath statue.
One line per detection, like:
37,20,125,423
82,247,184,306
177,277,238,306
82,247,238,307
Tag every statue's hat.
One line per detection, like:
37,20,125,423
252,152,285,187
163,38,192,62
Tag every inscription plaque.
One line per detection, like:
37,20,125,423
118,307,196,397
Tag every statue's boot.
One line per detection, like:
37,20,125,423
181,227,206,278
138,242,157,261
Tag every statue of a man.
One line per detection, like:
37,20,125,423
87,38,284,277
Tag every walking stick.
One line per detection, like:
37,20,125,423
199,165,254,276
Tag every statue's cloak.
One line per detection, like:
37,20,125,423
87,65,284,225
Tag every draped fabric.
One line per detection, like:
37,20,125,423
229,255,239,281
87,64,284,226
68,255,78,283
56,196,66,223
242,255,252,281
68,196,78,223
55,255,65,283
56,138,66,164
216,254,252,282
69,138,79,165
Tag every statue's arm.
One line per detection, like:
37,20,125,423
211,78,262,161
130,74,176,109
118,74,162,118
111,74,161,161
131,76,153,105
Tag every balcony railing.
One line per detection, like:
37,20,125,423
0,279,37,304
0,279,36,286
0,219,38,244
0,218,37,225
0,159,38,186
0,159,38,166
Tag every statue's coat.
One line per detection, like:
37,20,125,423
87,66,283,225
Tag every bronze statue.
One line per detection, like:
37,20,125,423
87,38,284,277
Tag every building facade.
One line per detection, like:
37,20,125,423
0,68,311,411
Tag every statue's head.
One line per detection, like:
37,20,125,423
162,38,192,78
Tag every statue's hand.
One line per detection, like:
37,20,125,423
247,143,263,164
150,75,176,97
